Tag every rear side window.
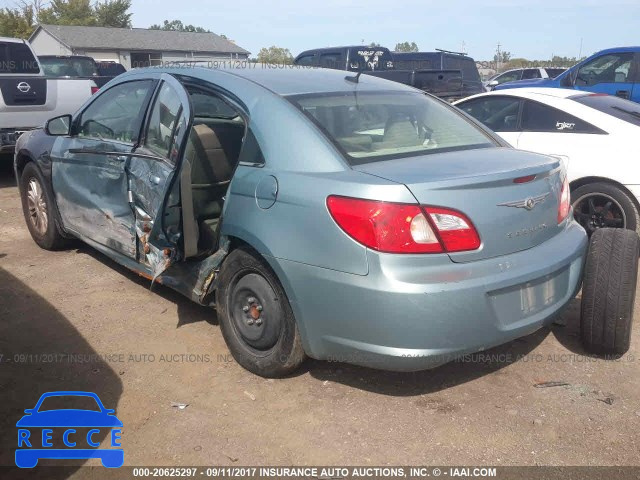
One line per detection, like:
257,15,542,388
521,69,541,80
572,94,640,127
289,91,495,165
296,54,315,67
521,100,603,133
394,59,433,70
0,42,39,74
457,96,521,132
443,56,481,81
494,70,522,84
319,52,343,70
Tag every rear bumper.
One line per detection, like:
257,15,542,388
269,221,587,371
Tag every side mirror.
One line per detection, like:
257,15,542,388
45,114,72,136
488,80,499,87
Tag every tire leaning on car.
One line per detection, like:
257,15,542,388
581,228,639,356
215,247,306,377
571,182,640,235
19,162,68,250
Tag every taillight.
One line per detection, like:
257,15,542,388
426,207,481,252
91,86,100,95
326,196,480,254
558,176,570,223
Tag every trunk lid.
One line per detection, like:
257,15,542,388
354,147,564,262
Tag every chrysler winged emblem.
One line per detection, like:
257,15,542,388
498,192,550,211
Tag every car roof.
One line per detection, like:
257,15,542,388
594,46,640,55
127,65,419,96
458,87,586,102
0,36,26,43
39,55,93,59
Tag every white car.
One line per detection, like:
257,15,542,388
454,88,640,235
484,67,567,91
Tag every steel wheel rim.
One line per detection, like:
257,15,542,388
573,192,626,235
26,177,48,235
229,272,283,352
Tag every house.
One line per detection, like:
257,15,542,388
29,24,250,69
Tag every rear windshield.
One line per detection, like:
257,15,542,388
96,61,126,76
40,57,98,77
288,91,495,165
347,48,394,71
0,42,39,74
572,94,640,127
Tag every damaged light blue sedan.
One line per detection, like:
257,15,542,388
14,66,635,377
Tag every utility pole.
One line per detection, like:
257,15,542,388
496,42,502,72
578,37,583,59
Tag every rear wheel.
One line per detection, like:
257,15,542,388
581,228,639,355
571,182,638,235
215,247,306,377
19,162,68,250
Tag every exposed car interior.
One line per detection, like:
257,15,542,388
293,92,493,163
182,86,246,256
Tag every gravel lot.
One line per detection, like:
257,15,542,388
1,160,639,474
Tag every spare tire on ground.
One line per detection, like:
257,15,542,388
581,228,639,355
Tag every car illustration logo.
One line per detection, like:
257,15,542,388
17,82,31,93
15,391,123,468
498,192,550,211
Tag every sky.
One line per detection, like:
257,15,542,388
5,0,640,60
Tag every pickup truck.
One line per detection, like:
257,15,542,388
293,46,481,102
38,55,127,88
392,50,484,99
494,47,640,103
0,37,96,154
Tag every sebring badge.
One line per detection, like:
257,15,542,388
498,192,550,211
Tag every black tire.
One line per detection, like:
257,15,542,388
581,228,639,355
19,162,69,250
215,247,306,377
571,182,639,235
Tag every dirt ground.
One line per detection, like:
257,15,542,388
1,160,639,474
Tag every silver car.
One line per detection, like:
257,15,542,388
15,67,636,378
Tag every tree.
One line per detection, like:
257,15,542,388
94,0,132,28
394,41,418,52
369,42,381,47
38,0,96,26
0,0,133,38
257,45,293,65
493,50,511,65
0,2,38,39
149,19,210,33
